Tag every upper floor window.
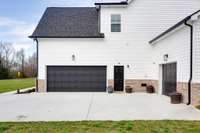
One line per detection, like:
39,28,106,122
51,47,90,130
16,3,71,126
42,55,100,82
111,14,121,32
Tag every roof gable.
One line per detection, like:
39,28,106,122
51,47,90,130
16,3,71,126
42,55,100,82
30,7,104,38
149,10,200,44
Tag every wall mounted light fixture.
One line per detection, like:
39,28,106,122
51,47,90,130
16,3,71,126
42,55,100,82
164,54,168,62
72,54,75,61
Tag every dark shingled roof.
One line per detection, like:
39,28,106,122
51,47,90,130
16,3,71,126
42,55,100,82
30,7,104,38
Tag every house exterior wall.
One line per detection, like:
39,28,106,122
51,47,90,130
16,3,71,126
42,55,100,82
152,18,200,105
38,38,157,92
151,26,191,103
192,18,200,105
151,26,190,83
193,19,200,83
37,0,200,99
100,0,200,78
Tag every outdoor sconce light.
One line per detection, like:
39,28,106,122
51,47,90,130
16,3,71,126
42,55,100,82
164,54,168,62
72,54,75,61
127,65,130,68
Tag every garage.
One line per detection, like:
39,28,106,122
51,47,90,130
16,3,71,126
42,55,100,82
47,66,107,92
162,63,177,96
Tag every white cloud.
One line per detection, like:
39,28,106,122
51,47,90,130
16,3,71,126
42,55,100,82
42,0,94,6
0,16,35,56
0,0,123,56
0,17,26,27
42,0,122,7
12,43,33,51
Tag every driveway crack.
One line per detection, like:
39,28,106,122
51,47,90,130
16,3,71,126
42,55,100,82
86,93,94,120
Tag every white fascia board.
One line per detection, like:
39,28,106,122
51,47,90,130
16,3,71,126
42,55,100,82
150,24,185,45
191,12,200,21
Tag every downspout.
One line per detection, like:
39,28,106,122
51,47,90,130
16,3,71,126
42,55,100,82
184,20,193,105
34,38,39,92
97,5,101,33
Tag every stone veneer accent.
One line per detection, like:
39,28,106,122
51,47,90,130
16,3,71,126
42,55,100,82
177,82,200,106
108,79,158,93
177,82,188,104
38,79,46,92
191,83,200,106
38,79,158,93
108,79,114,87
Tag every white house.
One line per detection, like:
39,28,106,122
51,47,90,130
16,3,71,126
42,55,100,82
30,0,200,105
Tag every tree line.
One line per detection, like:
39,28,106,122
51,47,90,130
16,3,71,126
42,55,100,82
0,41,37,79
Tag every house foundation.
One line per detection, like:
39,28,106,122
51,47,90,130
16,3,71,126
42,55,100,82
108,79,158,93
38,79,46,93
177,82,200,105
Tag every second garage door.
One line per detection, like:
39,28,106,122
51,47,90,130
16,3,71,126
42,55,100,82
47,66,107,92
162,63,177,96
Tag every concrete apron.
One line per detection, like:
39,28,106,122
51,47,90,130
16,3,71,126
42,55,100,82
0,92,200,122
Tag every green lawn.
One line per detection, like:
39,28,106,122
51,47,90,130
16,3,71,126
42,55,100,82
0,78,35,93
0,121,200,133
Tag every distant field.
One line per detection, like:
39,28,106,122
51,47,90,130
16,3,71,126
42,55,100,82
0,121,200,133
0,78,35,93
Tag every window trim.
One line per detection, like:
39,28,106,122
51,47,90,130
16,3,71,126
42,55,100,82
111,14,121,32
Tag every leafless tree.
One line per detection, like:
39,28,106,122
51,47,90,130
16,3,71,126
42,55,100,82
24,52,37,77
0,41,37,78
0,41,15,67
3,42,14,69
0,42,4,66
0,41,15,79
16,48,25,76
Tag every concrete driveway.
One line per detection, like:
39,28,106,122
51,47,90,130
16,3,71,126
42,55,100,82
0,92,200,121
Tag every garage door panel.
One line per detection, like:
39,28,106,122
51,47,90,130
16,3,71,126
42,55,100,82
47,66,106,92
162,63,177,96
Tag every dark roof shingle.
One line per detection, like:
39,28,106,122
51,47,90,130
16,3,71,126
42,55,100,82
30,7,104,38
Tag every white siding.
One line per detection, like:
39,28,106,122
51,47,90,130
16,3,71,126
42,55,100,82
193,19,200,83
38,0,200,83
38,38,149,80
100,0,200,80
151,26,190,82
151,18,200,94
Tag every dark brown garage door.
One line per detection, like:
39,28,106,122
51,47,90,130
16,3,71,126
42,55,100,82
162,63,177,96
47,66,107,92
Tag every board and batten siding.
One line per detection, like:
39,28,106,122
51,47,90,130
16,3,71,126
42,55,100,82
38,0,200,84
193,19,200,83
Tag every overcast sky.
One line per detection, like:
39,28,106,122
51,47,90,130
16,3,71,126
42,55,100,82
0,0,121,57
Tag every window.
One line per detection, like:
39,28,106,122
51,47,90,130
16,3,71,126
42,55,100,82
111,14,121,32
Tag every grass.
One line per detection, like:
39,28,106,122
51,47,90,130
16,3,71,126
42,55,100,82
197,105,200,110
0,121,200,133
0,78,35,93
